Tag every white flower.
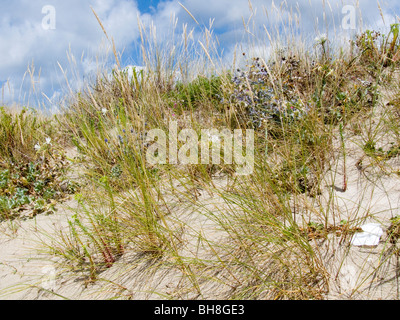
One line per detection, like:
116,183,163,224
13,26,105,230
315,33,327,44
101,108,108,115
34,143,41,151
45,137,52,145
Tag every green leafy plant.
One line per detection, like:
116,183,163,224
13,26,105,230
167,75,223,112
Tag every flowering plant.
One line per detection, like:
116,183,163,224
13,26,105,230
225,56,308,128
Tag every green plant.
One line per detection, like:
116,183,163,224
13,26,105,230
0,157,73,220
0,107,59,164
168,75,223,111
387,215,400,244
355,24,400,69
21,6,400,300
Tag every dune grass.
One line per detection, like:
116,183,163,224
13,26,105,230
2,2,400,299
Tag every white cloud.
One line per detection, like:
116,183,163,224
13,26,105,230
96,0,141,48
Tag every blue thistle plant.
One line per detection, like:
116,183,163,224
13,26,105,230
228,56,308,128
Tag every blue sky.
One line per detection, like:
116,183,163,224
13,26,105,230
137,0,160,14
0,0,399,112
